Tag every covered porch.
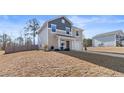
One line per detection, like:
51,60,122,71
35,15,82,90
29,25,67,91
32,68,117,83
56,34,75,50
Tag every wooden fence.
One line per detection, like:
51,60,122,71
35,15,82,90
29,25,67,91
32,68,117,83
5,44,39,54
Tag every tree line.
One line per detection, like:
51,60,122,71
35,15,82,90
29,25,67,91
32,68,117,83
83,38,92,47
0,18,40,50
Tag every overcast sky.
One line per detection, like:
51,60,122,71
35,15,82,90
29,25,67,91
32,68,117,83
0,15,124,39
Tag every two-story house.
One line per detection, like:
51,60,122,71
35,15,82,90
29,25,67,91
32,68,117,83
37,16,84,51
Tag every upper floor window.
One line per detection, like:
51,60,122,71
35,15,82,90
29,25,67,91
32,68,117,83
76,31,79,36
66,27,70,34
62,19,65,24
51,24,56,32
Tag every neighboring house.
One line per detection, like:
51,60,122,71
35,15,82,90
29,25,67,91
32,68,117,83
92,30,124,47
37,16,84,51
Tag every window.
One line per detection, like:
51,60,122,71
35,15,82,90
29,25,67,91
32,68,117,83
51,24,56,32
76,31,79,36
62,19,65,24
66,27,70,34
116,35,120,38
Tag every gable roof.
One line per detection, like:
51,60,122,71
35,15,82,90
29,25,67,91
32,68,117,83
37,16,73,34
47,16,73,25
93,30,124,38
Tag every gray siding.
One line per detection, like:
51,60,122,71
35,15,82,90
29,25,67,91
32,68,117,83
48,17,72,31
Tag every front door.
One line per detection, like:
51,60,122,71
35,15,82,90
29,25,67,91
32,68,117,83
66,41,70,49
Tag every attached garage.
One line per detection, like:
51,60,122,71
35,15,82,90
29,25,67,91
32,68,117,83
72,40,82,51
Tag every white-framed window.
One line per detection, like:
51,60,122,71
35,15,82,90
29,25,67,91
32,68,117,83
62,19,65,24
66,27,70,34
76,31,79,36
51,24,56,32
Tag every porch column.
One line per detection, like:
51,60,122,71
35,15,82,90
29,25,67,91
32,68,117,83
58,36,60,49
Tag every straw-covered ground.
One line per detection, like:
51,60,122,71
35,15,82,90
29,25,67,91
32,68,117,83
0,50,123,77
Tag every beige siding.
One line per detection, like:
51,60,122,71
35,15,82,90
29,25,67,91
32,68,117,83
38,25,48,49
47,28,83,51
38,24,84,51
48,29,58,49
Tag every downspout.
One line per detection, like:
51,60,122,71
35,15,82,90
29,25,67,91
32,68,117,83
47,22,49,49
115,35,117,47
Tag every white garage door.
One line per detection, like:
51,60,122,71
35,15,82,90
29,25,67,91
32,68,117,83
72,40,82,51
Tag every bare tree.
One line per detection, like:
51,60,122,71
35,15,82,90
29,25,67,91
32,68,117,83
15,36,24,46
0,35,3,49
25,37,32,46
83,38,92,47
0,34,11,50
24,18,40,45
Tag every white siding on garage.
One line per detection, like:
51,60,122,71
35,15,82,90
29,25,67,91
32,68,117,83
121,40,124,46
72,40,82,51
38,25,48,49
72,27,83,51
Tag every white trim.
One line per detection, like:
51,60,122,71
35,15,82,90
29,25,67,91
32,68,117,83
48,28,73,37
76,31,80,37
56,35,75,40
65,27,71,35
57,29,66,32
58,36,60,49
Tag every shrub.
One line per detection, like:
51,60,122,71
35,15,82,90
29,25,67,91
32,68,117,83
44,44,48,51
64,48,70,51
54,49,60,51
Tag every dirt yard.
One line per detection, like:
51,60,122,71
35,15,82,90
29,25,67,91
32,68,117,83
88,47,124,54
0,51,4,55
0,50,123,77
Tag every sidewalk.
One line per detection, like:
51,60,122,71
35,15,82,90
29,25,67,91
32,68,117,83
86,51,124,58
